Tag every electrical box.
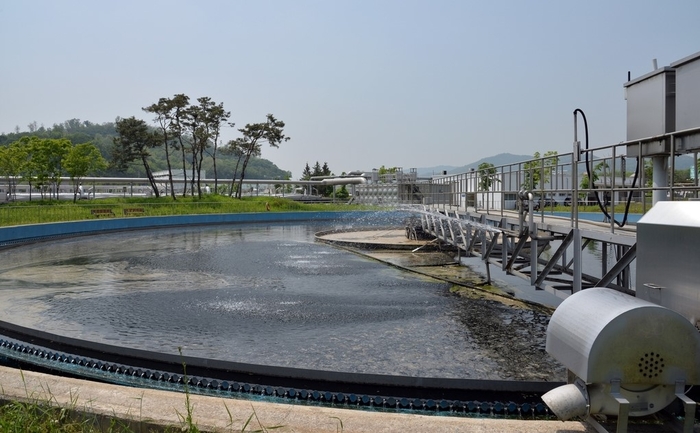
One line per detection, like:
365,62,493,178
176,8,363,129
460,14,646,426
624,67,675,157
671,51,700,153
636,201,700,327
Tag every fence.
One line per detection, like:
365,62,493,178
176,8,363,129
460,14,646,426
0,201,284,227
418,126,700,226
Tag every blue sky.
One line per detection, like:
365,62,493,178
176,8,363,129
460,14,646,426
1,1,699,177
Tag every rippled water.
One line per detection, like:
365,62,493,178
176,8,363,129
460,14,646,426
0,222,555,380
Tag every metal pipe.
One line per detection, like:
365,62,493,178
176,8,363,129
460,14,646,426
572,111,581,293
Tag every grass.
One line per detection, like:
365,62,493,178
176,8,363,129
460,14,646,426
0,370,149,433
0,366,293,433
0,395,292,433
535,202,646,214
176,347,198,433
0,194,649,229
0,401,148,433
0,195,379,228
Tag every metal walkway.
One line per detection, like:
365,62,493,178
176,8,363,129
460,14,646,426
412,206,637,299
370,123,700,302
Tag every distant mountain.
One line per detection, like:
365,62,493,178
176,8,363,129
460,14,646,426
675,154,696,171
416,153,531,177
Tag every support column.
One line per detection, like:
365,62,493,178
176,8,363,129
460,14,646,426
572,228,582,293
652,155,668,205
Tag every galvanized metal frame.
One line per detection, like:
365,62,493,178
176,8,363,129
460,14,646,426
402,126,700,299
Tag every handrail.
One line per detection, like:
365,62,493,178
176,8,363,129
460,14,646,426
412,126,700,229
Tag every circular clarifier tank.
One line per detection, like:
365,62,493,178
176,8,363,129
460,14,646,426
0,222,563,381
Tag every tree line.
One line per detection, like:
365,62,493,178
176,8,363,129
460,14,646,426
1,120,291,182
116,94,290,199
300,161,349,199
0,95,294,200
0,136,107,202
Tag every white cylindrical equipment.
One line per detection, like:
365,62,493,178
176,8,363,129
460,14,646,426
544,288,700,419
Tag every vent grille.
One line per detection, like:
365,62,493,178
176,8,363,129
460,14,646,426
638,352,665,378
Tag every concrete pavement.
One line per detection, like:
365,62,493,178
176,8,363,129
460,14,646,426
0,365,597,432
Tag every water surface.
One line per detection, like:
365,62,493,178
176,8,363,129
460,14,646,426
0,222,561,381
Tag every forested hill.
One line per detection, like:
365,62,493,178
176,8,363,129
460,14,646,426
0,119,292,180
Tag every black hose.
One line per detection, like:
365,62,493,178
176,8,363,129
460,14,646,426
573,109,638,227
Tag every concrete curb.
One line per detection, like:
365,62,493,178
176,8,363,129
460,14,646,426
0,365,596,432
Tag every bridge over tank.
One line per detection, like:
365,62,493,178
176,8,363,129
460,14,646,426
408,206,637,299
374,122,700,300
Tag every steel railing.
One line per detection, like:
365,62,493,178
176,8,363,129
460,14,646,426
410,126,700,230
